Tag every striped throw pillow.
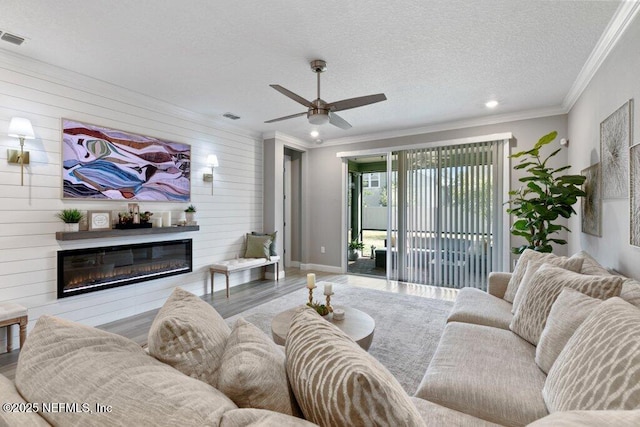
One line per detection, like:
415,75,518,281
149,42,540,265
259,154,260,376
285,307,425,427
544,297,640,412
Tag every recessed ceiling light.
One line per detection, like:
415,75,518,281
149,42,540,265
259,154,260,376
485,100,499,109
310,130,319,138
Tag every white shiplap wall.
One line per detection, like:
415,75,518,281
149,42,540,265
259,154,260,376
0,50,264,352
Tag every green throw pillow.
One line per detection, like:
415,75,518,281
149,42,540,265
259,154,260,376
252,231,277,256
245,234,272,259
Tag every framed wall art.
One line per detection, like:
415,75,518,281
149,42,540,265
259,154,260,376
630,144,640,246
581,163,601,237
87,210,113,231
62,119,191,201
600,99,633,199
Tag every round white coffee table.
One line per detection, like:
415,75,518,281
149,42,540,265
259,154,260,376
271,305,375,350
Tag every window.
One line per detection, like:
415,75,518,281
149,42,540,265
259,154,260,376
363,173,380,188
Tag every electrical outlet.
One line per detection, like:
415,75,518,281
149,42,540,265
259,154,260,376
321,246,325,254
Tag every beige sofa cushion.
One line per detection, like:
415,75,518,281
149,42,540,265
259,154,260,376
415,322,548,426
527,410,640,427
0,374,50,427
410,397,503,427
147,287,231,387
15,315,236,427
447,287,513,330
544,297,640,412
219,408,316,426
511,257,584,312
509,265,622,346
286,307,425,427
535,288,602,374
217,318,300,416
504,249,581,303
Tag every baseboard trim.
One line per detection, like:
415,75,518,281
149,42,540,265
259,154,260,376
288,261,301,268
265,271,286,280
299,263,344,274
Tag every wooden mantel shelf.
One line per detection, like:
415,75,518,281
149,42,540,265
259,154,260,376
55,225,200,241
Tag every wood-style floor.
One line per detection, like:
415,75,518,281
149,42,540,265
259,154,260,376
0,269,457,380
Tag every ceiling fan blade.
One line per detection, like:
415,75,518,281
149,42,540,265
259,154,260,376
264,111,307,124
329,112,352,130
269,85,314,108
326,93,387,112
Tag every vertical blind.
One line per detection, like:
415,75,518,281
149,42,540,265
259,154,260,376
388,140,505,290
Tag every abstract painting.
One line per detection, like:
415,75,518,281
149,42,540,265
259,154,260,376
62,119,190,201
581,163,601,237
600,100,633,199
631,144,640,246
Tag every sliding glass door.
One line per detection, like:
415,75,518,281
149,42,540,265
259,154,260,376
387,140,506,290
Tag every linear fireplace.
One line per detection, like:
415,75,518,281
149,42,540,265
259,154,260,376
57,239,192,298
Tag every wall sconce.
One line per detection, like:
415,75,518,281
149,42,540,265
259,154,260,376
7,117,35,186
203,154,219,194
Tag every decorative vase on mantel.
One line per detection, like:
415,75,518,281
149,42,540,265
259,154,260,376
64,223,80,232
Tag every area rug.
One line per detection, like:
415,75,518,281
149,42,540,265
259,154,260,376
225,282,454,394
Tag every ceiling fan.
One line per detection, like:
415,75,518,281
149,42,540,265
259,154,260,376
265,59,387,130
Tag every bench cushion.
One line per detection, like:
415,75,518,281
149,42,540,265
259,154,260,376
0,302,27,321
212,256,280,272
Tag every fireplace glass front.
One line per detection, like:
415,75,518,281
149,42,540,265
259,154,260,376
57,239,192,298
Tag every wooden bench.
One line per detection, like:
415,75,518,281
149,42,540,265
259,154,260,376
0,302,28,352
210,256,280,298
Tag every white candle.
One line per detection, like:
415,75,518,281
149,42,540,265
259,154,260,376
324,283,333,295
306,273,316,289
162,212,172,227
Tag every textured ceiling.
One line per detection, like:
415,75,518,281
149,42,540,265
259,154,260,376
0,1,624,144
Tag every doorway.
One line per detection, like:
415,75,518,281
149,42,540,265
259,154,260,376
347,155,389,278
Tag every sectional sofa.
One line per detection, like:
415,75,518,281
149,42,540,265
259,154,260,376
1,250,639,426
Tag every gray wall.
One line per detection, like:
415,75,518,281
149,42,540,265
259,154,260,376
307,114,569,269
567,12,640,277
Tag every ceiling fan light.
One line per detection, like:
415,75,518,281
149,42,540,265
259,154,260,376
308,113,329,125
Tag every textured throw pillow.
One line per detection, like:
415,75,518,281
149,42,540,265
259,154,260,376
15,316,236,427
245,234,272,259
504,249,576,303
511,257,584,312
285,307,425,427
148,287,231,387
569,250,611,276
217,318,300,416
544,297,640,412
621,278,640,308
535,288,602,374
509,265,623,345
252,231,278,256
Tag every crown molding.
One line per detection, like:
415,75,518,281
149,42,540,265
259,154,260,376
562,0,640,110
321,106,566,148
0,49,262,140
262,131,312,150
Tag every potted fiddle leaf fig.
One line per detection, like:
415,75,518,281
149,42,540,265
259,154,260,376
507,131,586,254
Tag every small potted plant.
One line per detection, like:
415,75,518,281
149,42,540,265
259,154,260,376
348,239,365,261
57,209,84,232
184,205,196,224
307,301,330,317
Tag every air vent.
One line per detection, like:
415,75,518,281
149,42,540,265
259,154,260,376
1,32,25,46
223,112,241,120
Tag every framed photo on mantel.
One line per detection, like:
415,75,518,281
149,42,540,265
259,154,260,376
87,211,112,231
